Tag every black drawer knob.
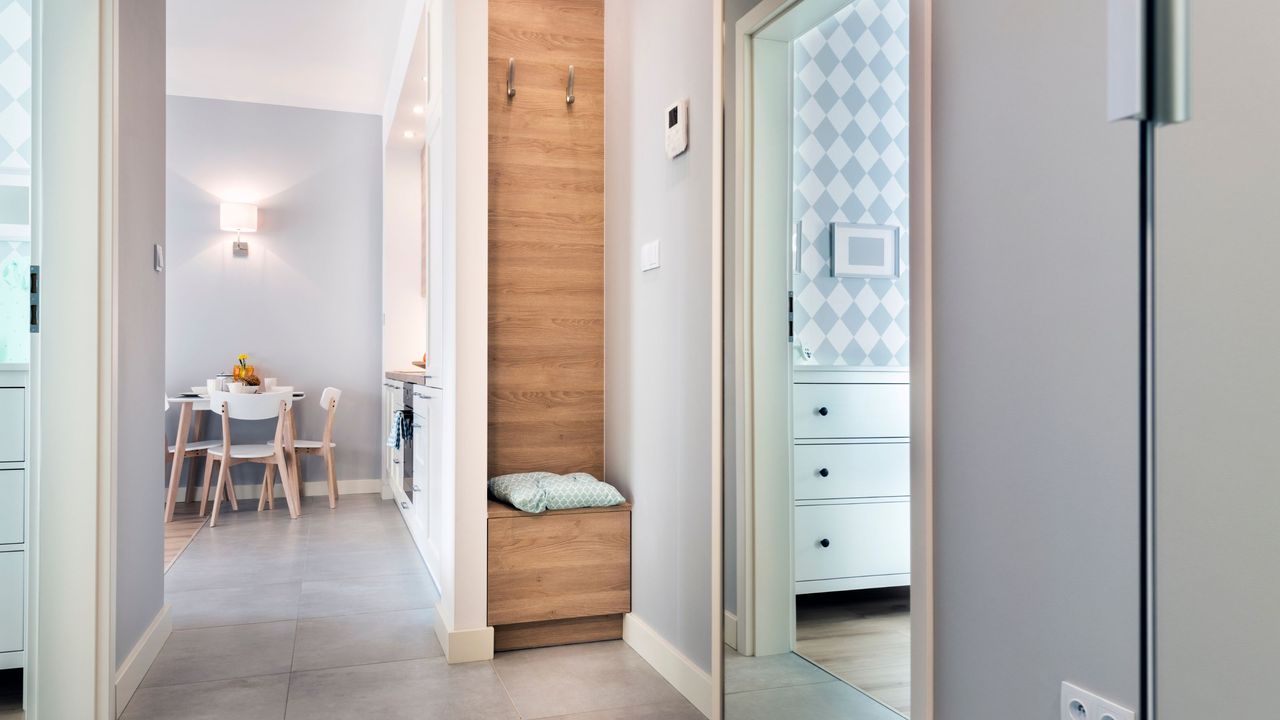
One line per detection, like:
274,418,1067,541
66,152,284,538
819,538,831,548
817,406,829,416
818,468,829,477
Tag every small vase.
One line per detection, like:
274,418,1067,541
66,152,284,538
233,365,255,381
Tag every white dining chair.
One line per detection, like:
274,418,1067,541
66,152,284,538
164,397,222,510
205,391,301,526
270,387,342,509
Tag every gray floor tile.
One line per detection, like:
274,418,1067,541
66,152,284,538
725,648,836,694
291,608,442,671
544,700,706,719
122,674,289,720
164,551,308,593
725,681,903,720
493,641,685,719
298,572,438,618
140,621,296,688
167,582,301,630
302,545,427,581
285,658,518,720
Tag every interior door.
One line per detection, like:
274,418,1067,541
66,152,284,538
1155,4,1280,716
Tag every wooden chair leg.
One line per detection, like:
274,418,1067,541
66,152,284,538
199,457,216,517
276,450,301,519
225,466,240,511
259,464,276,512
185,412,206,503
210,459,231,526
325,448,337,509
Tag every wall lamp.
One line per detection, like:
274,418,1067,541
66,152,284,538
220,202,258,256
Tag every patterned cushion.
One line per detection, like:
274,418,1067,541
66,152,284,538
489,472,626,514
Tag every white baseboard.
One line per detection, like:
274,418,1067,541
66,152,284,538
220,477,383,501
723,610,739,651
114,604,172,717
623,613,714,719
433,599,494,664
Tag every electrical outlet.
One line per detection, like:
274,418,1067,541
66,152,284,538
1061,682,1136,720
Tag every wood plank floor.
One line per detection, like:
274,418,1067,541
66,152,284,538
795,588,911,717
164,503,208,573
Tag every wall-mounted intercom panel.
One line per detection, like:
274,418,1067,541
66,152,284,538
665,98,689,159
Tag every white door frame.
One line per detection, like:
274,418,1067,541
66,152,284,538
729,0,933,717
29,0,119,716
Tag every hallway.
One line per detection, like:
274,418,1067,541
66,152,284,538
123,494,701,719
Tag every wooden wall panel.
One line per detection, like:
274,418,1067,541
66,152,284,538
489,0,605,478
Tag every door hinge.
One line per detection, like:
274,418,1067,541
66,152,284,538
29,265,38,333
788,291,794,343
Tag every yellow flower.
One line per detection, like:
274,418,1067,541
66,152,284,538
237,354,248,362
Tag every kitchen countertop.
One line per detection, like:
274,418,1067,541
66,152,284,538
385,370,428,385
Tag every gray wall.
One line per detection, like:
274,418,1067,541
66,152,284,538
116,0,166,667
1156,5,1280,716
605,0,715,673
165,96,382,489
933,0,1140,715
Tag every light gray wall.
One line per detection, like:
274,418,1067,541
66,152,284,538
1156,5,1280,716
605,0,715,673
933,0,1140,715
165,96,382,489
116,0,166,667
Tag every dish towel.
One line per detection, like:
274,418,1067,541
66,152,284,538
386,410,409,450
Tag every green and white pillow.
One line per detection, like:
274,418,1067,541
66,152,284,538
489,471,625,514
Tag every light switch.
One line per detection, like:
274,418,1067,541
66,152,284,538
641,240,661,272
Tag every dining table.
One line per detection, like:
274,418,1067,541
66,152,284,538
164,389,307,523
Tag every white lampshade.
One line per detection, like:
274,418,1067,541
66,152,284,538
220,202,258,233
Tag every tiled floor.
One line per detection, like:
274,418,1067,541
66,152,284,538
124,493,702,720
795,589,911,716
724,648,902,720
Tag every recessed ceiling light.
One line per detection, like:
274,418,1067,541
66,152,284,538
403,130,415,139
412,105,424,115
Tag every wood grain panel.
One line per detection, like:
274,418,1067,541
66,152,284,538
494,614,623,652
489,0,605,479
487,505,630,626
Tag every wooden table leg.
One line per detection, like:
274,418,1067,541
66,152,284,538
164,402,192,523
184,410,206,504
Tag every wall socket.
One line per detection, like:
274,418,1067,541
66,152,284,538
1061,682,1136,720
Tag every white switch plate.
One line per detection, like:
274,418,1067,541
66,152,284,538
1061,681,1136,720
641,240,660,272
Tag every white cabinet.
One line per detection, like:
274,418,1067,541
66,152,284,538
412,389,432,535
0,388,23,462
0,471,22,545
382,380,404,491
793,371,910,595
0,551,21,657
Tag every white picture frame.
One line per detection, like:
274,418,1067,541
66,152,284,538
830,222,900,278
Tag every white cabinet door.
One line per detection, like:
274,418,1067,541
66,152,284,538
0,471,22,545
794,501,910,582
0,388,23,463
0,551,22,653
412,390,432,534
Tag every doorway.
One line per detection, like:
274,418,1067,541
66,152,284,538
725,0,929,717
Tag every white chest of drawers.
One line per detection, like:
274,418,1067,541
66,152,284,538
793,368,910,594
0,369,27,669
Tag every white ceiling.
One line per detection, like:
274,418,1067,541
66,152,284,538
167,0,411,116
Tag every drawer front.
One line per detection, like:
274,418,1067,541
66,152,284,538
0,551,22,653
794,383,908,439
0,471,21,545
488,510,631,626
0,388,23,463
794,502,910,582
794,443,909,500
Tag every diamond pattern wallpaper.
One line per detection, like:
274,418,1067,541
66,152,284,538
793,0,909,367
0,0,29,364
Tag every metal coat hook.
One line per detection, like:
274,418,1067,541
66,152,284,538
507,58,516,99
566,65,576,105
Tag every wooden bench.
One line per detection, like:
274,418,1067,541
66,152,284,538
487,499,631,651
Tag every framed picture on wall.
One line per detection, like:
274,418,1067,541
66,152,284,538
830,223,900,278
